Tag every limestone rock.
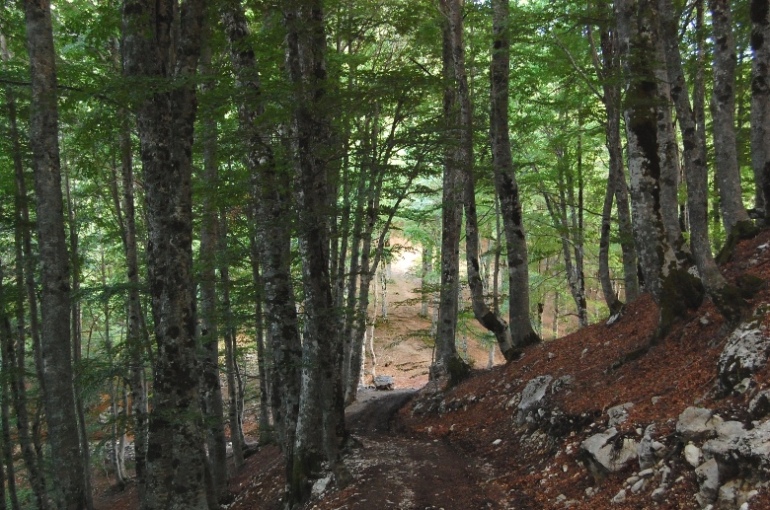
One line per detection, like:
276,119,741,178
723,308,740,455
581,428,639,475
684,443,702,468
748,390,770,419
717,323,769,393
695,458,720,506
676,407,723,442
516,375,552,425
373,375,395,391
607,402,634,428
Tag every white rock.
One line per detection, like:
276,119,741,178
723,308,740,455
608,403,634,427
311,474,333,498
638,468,654,478
651,487,666,501
717,323,769,393
695,458,720,504
492,439,502,446
631,478,647,493
676,407,723,441
611,489,627,504
684,443,702,468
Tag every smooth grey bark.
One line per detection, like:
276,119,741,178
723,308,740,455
709,0,752,234
221,0,303,485
197,42,229,503
1,34,48,510
23,1,88,508
490,0,540,352
615,0,704,338
285,1,348,505
596,25,642,302
246,245,272,444
122,0,209,508
448,0,516,359
433,3,466,381
659,0,742,322
751,0,770,218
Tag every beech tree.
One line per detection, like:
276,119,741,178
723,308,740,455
121,0,209,508
22,1,88,508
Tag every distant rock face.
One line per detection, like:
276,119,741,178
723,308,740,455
374,375,395,391
717,322,769,393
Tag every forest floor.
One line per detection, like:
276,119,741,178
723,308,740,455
93,231,770,509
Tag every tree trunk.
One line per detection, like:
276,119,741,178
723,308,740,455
0,289,20,510
445,0,519,362
1,33,49,510
615,0,704,339
284,1,348,504
659,0,742,322
709,0,752,235
122,1,209,508
421,245,433,317
118,111,149,497
221,0,303,487
247,246,273,444
197,41,229,503
434,2,467,381
23,1,88,507
751,0,770,219
219,213,245,468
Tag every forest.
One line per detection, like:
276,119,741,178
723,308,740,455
1,0,769,509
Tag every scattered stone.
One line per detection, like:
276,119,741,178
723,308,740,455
611,489,626,504
638,424,657,469
311,474,333,498
585,487,598,497
373,375,395,391
651,487,666,501
651,396,662,405
631,478,647,494
607,402,634,427
684,443,701,468
492,439,502,446
734,377,753,394
638,468,654,478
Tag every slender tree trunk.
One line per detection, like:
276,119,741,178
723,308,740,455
118,112,148,497
0,283,20,510
122,1,208,508
445,0,518,361
219,213,245,468
709,0,752,235
434,2,466,381
22,1,88,507
751,0,770,219
221,1,303,488
197,41,229,503
421,245,433,317
1,33,48,510
247,245,273,444
64,156,94,510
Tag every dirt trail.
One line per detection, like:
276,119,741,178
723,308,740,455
312,389,508,510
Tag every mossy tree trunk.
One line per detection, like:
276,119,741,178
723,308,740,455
122,0,209,508
615,0,704,339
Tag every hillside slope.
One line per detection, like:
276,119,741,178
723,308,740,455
95,231,770,510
